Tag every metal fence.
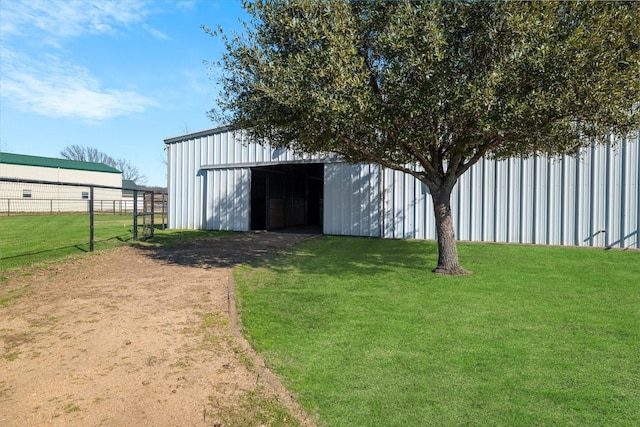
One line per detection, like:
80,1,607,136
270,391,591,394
0,178,167,265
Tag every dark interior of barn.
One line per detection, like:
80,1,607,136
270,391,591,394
250,163,323,231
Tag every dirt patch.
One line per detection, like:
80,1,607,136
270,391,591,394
0,231,317,426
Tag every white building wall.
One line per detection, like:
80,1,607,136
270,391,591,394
167,127,640,249
0,163,124,213
324,163,381,237
201,168,250,231
1,163,121,187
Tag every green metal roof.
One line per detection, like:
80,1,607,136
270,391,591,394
0,152,121,174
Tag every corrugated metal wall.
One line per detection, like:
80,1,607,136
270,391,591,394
167,127,639,249
382,134,639,249
324,163,382,237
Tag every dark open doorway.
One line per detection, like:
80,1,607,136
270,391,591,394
250,163,323,232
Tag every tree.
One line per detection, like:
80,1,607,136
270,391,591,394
111,158,148,185
60,145,114,165
209,0,640,274
60,145,147,184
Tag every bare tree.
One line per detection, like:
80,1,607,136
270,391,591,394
112,158,148,184
60,145,147,184
60,145,114,165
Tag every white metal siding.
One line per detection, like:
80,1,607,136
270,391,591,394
167,127,639,249
324,163,381,237
379,133,639,249
201,168,250,231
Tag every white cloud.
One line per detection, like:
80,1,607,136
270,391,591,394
143,24,170,40
0,0,151,40
0,48,157,120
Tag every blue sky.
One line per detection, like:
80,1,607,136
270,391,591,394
0,0,249,186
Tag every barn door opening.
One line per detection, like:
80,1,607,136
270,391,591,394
250,163,323,232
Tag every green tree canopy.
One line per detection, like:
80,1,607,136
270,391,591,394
209,0,640,274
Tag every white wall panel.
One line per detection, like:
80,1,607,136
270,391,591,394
324,163,381,237
202,168,250,231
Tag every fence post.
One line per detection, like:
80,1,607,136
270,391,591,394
162,193,166,230
89,187,95,252
150,191,155,238
133,189,138,240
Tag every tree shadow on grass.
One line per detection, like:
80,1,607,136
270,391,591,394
264,235,437,277
136,230,436,276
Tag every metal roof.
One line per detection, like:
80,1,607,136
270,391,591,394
0,152,121,174
164,125,232,144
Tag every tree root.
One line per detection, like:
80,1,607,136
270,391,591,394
432,266,472,275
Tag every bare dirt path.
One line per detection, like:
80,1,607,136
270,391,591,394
1,232,316,427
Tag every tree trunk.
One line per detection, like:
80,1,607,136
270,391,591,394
431,186,471,275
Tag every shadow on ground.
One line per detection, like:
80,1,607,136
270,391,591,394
136,230,319,269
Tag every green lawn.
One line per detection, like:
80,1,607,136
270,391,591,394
0,213,134,272
234,237,640,426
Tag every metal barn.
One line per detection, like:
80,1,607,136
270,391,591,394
165,126,640,249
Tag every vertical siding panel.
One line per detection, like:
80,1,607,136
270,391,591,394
494,159,508,242
620,138,631,248
404,173,414,239
535,158,547,244
369,165,380,236
577,149,591,247
369,165,379,237
628,134,640,248
572,153,581,246
382,168,392,238
530,157,540,244
472,160,481,241
547,157,560,245
323,164,336,234
413,177,426,239
605,139,616,248
219,133,227,165
462,171,470,241
343,166,352,235
351,166,361,235
242,168,251,231
452,173,463,240
490,161,500,242
609,138,623,248
184,139,193,229
517,158,526,243
360,166,369,235
629,131,640,248
508,158,521,243
394,170,404,238
168,144,177,228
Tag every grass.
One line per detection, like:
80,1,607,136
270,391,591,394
210,388,301,427
0,213,134,272
234,236,640,426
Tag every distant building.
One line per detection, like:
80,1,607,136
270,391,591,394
0,152,130,214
